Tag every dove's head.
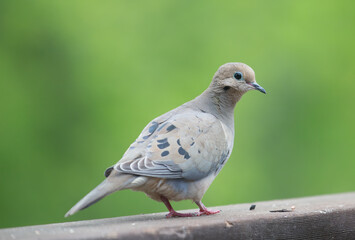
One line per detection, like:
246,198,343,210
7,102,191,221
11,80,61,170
211,62,266,94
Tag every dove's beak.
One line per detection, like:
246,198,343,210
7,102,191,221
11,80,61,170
250,82,266,94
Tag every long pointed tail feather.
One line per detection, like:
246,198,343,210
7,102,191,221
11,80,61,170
65,174,133,217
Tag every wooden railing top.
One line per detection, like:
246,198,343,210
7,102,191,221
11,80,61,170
1,192,355,240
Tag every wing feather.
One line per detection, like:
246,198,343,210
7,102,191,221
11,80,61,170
114,108,231,180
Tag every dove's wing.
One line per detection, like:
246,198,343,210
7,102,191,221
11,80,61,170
113,108,232,181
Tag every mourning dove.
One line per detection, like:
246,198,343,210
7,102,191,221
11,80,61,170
65,62,266,218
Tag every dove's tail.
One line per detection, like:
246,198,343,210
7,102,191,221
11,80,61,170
65,173,134,217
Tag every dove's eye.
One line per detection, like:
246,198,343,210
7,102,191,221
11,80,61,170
233,72,243,80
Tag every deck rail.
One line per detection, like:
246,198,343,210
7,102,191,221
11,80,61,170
1,192,355,240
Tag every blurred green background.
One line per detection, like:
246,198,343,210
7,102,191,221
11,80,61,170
0,0,354,228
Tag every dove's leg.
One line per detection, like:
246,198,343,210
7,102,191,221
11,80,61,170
195,201,220,215
161,196,198,218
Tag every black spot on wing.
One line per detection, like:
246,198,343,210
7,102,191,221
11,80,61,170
161,151,169,157
190,142,195,146
166,124,176,132
141,122,159,141
178,147,185,155
157,122,168,131
158,141,170,149
104,166,114,178
178,147,190,159
149,121,159,133
177,139,181,146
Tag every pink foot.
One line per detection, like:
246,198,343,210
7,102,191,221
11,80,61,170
195,201,220,216
165,210,199,218
198,208,221,216
165,209,220,218
161,196,220,218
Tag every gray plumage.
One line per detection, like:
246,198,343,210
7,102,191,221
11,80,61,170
65,62,265,218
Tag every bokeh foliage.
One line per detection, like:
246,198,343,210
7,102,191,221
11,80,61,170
0,0,354,228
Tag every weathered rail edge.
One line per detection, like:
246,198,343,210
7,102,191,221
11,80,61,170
1,192,355,240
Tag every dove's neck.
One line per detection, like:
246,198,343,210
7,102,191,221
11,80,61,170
190,88,243,129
